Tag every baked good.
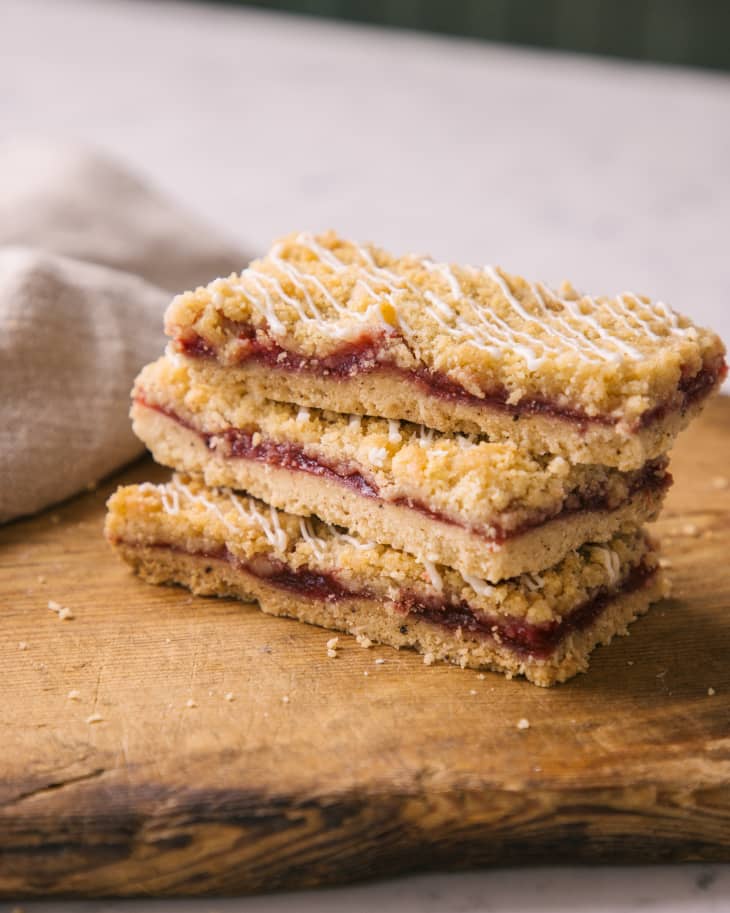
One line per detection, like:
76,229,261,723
164,231,726,469
105,475,667,686
132,354,670,581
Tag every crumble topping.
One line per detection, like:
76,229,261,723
165,230,725,423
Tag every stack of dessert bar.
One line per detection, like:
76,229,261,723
106,232,725,685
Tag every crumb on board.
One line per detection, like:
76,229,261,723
363,670,369,676
281,695,290,703
224,692,234,702
37,575,46,584
356,633,372,648
658,556,672,568
326,636,339,658
374,658,385,665
681,523,700,537
423,652,435,666
18,641,28,651
708,687,716,696
67,689,81,701
627,660,634,666
48,599,74,620
186,698,197,708
477,673,486,680
711,476,728,490
85,713,104,725
469,689,477,695
516,718,531,730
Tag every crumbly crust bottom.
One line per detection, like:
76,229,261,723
132,403,667,581
112,541,666,686
175,358,714,470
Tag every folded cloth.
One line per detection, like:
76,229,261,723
0,138,243,291
0,140,246,523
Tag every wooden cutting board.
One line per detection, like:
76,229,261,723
1,397,729,897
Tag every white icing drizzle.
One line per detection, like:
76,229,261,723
462,573,496,597
209,233,701,378
298,517,325,560
418,425,436,448
591,545,622,586
523,572,545,592
387,420,402,444
421,558,444,593
334,532,377,552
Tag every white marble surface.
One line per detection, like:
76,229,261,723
1,1,729,910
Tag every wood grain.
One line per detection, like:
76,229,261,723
1,397,729,896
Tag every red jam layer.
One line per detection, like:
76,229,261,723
399,560,654,659
121,538,654,660
173,327,726,430
222,428,379,499
138,395,669,543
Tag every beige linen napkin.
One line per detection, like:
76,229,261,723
0,138,242,291
0,140,245,524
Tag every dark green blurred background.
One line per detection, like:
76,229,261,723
214,0,730,70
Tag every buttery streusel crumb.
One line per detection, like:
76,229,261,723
516,718,531,730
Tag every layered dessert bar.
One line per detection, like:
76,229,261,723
132,355,670,581
165,231,726,470
105,475,667,686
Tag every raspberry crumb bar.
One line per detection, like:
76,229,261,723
106,229,725,685
165,231,726,470
132,355,670,581
105,476,667,686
